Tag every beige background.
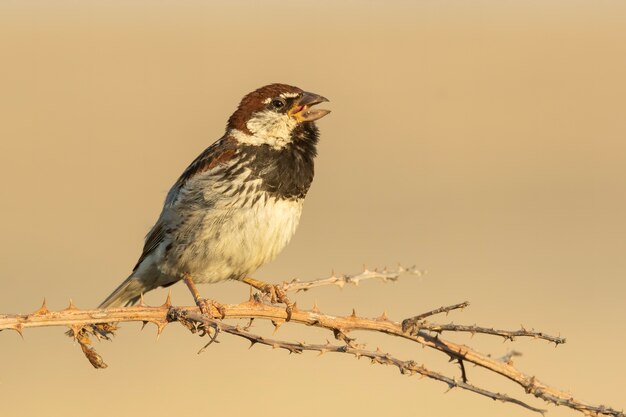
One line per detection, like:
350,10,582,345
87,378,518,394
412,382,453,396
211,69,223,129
1,1,625,416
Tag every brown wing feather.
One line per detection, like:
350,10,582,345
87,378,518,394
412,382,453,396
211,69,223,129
174,147,236,191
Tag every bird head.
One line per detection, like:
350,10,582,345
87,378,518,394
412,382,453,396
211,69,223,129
227,84,330,149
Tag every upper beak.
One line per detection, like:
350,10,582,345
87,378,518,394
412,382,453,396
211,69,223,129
288,91,331,122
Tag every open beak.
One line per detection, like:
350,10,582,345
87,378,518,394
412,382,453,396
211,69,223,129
288,91,331,122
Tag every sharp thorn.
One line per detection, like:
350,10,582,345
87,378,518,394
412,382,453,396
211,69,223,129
65,299,78,310
141,321,149,331
155,321,167,339
350,308,357,318
161,290,172,308
34,298,49,315
311,300,320,313
13,324,24,338
272,320,282,334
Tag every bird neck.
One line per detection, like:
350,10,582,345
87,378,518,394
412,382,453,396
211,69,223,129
240,122,319,200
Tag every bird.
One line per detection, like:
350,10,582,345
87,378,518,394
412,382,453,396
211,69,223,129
98,83,330,318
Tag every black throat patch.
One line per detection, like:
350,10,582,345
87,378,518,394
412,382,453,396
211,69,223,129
243,122,319,200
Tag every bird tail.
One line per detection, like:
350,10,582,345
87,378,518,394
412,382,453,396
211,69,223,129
99,275,148,309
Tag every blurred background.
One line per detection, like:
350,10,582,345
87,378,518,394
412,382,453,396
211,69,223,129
1,1,625,416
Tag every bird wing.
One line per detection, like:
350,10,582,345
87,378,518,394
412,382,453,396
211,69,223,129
132,135,238,272
132,221,166,271
165,135,238,207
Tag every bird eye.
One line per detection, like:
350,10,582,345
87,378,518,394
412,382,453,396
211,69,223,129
271,98,286,109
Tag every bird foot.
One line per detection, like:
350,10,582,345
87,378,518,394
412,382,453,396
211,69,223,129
196,298,226,319
242,277,294,321
182,274,225,319
261,284,294,321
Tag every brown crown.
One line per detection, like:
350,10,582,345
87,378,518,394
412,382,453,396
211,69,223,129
227,83,303,134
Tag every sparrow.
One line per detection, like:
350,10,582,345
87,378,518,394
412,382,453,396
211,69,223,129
99,83,330,318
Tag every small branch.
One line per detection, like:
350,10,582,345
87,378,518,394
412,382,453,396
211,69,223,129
413,323,566,345
402,301,470,330
280,264,423,292
401,302,565,345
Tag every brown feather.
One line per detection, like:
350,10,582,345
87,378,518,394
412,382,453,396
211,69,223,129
227,83,302,133
173,139,238,192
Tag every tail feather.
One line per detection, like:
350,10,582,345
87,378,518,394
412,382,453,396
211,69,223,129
99,275,147,309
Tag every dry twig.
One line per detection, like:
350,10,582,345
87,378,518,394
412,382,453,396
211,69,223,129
0,266,622,417
280,264,423,292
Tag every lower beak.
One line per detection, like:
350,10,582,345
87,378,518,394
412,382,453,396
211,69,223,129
288,92,331,122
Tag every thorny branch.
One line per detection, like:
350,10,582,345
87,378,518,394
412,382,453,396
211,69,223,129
279,264,424,292
0,266,623,417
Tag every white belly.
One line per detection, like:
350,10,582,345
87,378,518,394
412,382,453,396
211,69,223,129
159,195,304,283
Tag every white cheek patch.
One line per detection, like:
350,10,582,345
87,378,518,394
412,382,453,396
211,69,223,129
230,110,297,149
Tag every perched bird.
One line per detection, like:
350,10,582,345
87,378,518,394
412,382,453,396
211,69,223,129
99,83,330,317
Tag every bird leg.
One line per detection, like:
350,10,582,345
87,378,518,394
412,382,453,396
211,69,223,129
241,277,294,321
182,274,225,319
